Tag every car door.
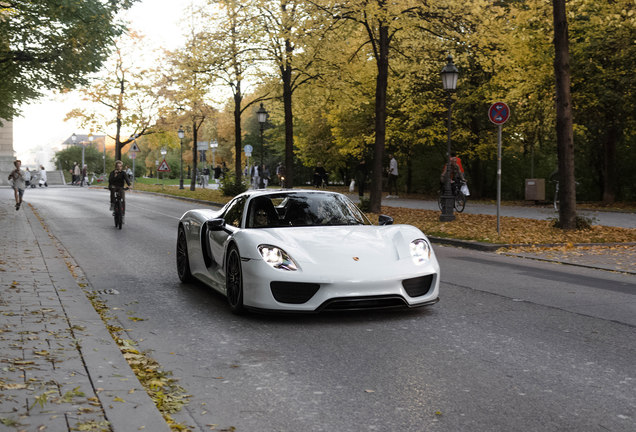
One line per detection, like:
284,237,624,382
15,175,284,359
208,196,246,280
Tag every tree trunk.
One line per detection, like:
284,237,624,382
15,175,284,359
369,23,389,213
283,39,295,188
190,119,198,191
115,73,125,161
552,0,577,228
234,84,243,182
115,116,122,162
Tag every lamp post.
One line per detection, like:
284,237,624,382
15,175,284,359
210,139,218,184
178,126,185,189
88,133,94,170
160,147,167,184
439,55,459,222
71,133,77,185
257,103,268,188
101,136,105,174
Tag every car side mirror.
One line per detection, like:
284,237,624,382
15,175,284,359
378,214,393,226
206,218,225,231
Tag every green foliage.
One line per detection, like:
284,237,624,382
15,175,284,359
0,0,135,122
53,145,115,175
357,197,371,212
220,171,248,196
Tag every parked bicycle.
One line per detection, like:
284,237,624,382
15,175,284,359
438,181,467,213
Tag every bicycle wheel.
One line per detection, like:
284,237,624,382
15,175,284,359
454,192,466,212
114,201,122,229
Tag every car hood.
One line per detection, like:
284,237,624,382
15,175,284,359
240,225,426,267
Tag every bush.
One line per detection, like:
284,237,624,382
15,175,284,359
357,196,371,212
220,172,248,196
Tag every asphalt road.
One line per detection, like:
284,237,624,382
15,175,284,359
12,187,636,431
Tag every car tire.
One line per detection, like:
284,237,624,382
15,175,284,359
176,227,194,283
226,246,245,314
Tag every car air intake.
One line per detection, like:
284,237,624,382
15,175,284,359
270,282,320,304
319,295,408,311
402,274,434,298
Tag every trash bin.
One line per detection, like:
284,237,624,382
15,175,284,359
525,178,545,201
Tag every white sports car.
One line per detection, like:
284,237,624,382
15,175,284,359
176,189,440,313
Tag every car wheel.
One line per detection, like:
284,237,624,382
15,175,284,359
176,227,194,283
226,246,245,314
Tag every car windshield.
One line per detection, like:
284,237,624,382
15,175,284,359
246,192,371,228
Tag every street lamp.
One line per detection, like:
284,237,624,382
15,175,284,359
257,103,268,188
88,132,94,169
439,55,459,222
71,133,77,185
178,126,185,189
210,139,218,184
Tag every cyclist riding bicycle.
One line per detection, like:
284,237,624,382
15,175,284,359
440,157,465,193
108,160,131,217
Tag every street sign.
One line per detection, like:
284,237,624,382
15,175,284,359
488,102,510,125
129,141,140,152
197,141,209,150
244,145,253,153
130,152,136,159
157,159,170,172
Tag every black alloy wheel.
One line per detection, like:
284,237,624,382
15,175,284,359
226,246,245,314
176,227,194,283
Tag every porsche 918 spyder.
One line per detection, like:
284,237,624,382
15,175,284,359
176,189,439,313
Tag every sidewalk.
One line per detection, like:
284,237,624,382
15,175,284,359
0,202,169,431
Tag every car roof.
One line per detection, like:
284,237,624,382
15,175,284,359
239,189,342,199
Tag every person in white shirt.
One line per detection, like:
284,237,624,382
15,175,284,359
39,165,48,187
387,154,399,197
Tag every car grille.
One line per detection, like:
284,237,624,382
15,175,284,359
402,274,435,298
319,295,408,311
270,282,320,304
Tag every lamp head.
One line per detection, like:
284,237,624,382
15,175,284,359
441,55,459,91
257,103,268,124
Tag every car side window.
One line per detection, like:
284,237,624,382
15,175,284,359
223,196,247,228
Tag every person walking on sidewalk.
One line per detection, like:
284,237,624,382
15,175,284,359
39,165,48,187
387,153,399,198
24,167,31,188
355,158,368,198
73,162,80,185
8,160,26,210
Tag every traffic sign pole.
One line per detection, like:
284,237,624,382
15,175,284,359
497,124,502,235
488,102,510,236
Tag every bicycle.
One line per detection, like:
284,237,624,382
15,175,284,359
112,187,129,229
438,181,467,213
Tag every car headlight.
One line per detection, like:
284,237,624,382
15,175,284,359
410,239,431,264
258,245,298,271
